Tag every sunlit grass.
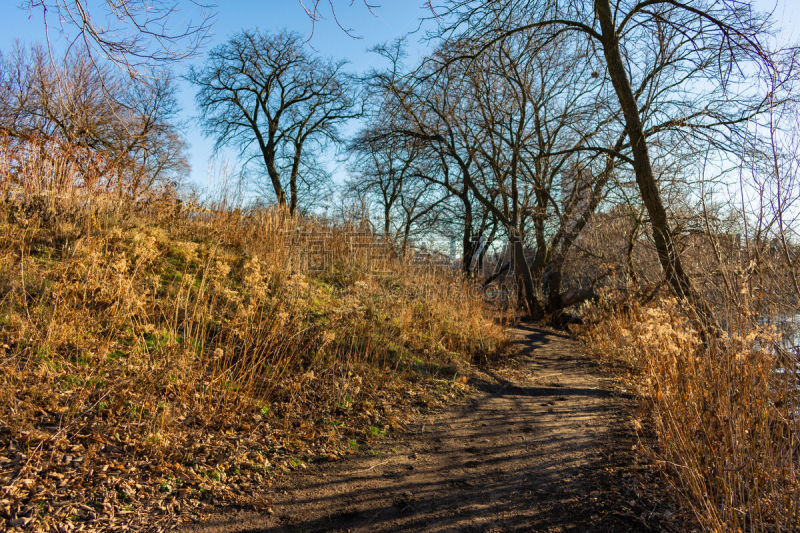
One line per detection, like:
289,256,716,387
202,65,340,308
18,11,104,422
577,294,800,531
0,142,508,530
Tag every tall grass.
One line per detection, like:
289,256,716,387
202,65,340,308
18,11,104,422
578,294,800,531
0,142,508,531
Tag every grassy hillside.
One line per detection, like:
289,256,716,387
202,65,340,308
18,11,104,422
0,192,508,531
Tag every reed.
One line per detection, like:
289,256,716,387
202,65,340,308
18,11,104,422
578,293,800,531
0,141,508,531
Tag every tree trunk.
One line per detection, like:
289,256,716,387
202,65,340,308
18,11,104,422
383,204,391,240
289,178,297,215
530,224,548,282
476,240,488,274
462,195,475,276
594,0,715,328
463,238,475,277
289,147,299,215
511,231,543,318
257,128,287,210
402,219,411,256
544,260,564,313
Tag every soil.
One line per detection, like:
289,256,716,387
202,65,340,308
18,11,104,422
186,324,686,532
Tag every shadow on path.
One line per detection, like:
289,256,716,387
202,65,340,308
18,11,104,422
186,325,670,533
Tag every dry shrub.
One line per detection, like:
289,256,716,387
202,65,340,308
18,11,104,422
0,144,508,531
578,294,800,531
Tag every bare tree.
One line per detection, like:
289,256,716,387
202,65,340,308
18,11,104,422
22,0,213,77
364,32,626,316
430,0,797,327
0,44,188,196
348,133,447,253
189,30,359,215
359,40,501,278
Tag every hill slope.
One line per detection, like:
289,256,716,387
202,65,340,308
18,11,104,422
0,195,507,531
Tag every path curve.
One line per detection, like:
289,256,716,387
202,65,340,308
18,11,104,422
188,325,668,532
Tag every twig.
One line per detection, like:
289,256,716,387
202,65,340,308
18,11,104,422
354,459,391,473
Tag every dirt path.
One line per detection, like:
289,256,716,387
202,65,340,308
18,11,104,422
188,325,672,532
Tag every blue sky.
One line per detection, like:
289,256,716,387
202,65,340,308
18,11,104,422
0,1,798,194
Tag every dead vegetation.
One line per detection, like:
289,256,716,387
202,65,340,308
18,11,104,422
4,2,800,531
577,294,800,532
0,142,508,532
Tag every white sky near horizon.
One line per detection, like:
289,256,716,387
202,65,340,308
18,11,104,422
0,0,798,201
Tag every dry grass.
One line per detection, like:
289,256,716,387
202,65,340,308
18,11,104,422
0,144,508,531
577,293,800,532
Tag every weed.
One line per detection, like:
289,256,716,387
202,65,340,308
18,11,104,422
0,157,508,530
578,295,800,531
368,425,386,438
